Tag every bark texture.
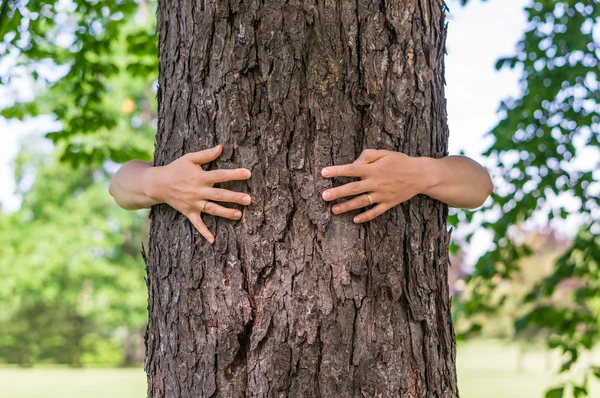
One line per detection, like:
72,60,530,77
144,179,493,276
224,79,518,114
146,0,456,396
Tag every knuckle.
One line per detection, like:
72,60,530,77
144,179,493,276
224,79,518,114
361,195,370,205
351,184,360,194
213,190,223,200
347,164,356,174
196,187,207,198
194,174,205,184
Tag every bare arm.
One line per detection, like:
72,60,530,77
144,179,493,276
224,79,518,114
320,150,493,223
421,155,494,209
109,145,253,243
109,160,158,210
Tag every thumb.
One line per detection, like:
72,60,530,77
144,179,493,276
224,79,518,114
186,145,223,165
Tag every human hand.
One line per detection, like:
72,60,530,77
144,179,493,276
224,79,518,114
142,145,252,243
321,149,434,223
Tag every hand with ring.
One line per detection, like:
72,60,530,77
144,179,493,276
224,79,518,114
321,149,493,223
321,150,427,223
109,144,252,244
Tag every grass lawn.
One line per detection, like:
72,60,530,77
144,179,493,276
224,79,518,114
457,340,600,398
0,367,147,398
1,340,598,397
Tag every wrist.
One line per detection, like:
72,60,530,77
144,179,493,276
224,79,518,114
415,156,442,196
141,166,164,205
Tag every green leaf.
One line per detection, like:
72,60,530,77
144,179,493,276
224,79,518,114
545,387,564,398
573,385,587,398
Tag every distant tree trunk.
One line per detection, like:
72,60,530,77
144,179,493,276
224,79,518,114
145,0,456,397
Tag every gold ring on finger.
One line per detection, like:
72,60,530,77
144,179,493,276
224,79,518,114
367,194,373,205
200,201,208,213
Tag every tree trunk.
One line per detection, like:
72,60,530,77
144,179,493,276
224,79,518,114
146,0,456,397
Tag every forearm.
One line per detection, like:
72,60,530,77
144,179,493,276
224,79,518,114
109,160,160,210
420,155,493,209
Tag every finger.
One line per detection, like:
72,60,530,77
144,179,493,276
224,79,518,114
203,188,252,205
187,212,214,243
353,203,390,224
321,163,369,178
202,201,244,220
353,149,387,164
322,181,373,201
185,145,223,165
205,168,252,184
331,193,377,214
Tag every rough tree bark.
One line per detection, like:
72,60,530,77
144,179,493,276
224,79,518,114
145,0,457,396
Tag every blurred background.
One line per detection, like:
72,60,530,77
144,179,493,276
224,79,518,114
0,0,598,397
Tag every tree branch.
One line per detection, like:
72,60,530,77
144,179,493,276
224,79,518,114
0,0,13,35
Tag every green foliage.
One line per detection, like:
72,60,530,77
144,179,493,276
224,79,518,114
0,0,157,165
454,0,600,395
0,140,148,366
546,387,565,398
0,0,156,367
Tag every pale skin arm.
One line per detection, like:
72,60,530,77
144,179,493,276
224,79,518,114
321,149,494,223
109,145,252,243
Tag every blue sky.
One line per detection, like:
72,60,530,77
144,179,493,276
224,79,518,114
0,0,528,213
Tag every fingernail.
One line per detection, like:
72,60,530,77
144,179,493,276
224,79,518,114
353,216,360,223
322,191,331,200
234,211,242,218
332,205,340,213
243,170,251,178
243,196,252,204
214,145,221,151
209,237,215,244
321,168,330,177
